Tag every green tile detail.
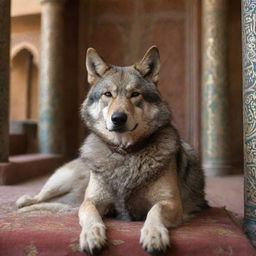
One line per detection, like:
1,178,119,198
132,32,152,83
242,0,256,247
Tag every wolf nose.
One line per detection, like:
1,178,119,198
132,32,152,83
111,112,127,126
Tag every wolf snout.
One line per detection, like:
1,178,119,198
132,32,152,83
111,112,127,126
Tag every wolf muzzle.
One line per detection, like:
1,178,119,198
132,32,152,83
109,112,127,132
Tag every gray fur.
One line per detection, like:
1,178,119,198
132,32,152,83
81,65,171,146
79,129,207,221
78,49,208,220
17,47,207,218
16,46,207,255
80,125,181,220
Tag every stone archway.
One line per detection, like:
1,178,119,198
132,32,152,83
10,47,39,121
11,42,39,66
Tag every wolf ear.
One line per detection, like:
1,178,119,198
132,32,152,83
135,46,160,84
86,48,110,85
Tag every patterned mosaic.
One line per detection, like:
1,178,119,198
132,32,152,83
242,0,256,246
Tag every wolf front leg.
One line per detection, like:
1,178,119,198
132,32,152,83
140,162,183,254
79,173,112,255
79,199,107,254
140,199,183,253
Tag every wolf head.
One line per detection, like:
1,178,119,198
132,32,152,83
81,46,171,148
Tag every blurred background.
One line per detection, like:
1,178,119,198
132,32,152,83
2,0,256,253
0,0,243,184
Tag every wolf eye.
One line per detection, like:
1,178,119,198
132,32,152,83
104,91,112,97
131,92,140,98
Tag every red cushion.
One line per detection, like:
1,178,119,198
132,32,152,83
0,208,255,256
0,178,255,255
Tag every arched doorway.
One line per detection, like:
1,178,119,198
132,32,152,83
10,48,38,121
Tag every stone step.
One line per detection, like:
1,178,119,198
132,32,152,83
0,154,63,185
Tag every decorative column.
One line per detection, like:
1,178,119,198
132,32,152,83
39,0,66,154
201,0,231,176
242,0,256,247
0,0,10,162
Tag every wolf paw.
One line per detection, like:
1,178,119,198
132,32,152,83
140,224,170,254
16,195,36,208
80,223,107,255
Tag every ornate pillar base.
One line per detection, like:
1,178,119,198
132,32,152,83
203,163,231,177
244,211,256,247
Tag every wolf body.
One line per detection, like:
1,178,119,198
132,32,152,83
16,46,207,254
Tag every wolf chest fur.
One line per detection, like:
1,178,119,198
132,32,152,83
80,125,180,220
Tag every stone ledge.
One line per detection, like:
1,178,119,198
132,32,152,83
0,154,63,185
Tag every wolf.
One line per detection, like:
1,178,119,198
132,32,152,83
16,46,208,255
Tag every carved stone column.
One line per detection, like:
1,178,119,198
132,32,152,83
0,0,10,162
201,0,231,176
242,0,256,247
39,0,66,154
